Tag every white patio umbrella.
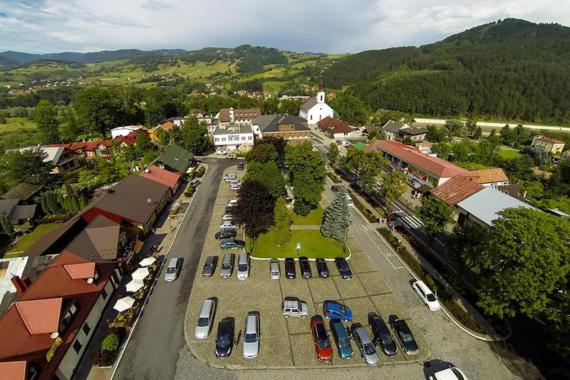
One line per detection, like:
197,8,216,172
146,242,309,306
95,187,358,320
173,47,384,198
126,279,145,293
139,256,157,267
113,296,135,312
131,267,150,281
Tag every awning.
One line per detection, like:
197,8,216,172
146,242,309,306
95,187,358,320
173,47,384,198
114,296,135,312
139,257,157,267
131,267,150,281
126,279,145,293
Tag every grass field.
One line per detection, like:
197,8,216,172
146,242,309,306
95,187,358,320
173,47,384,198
497,149,522,160
248,230,347,259
4,223,62,258
290,206,324,225
454,161,490,170
0,117,37,132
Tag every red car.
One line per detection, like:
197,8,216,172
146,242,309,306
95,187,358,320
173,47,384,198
310,315,333,361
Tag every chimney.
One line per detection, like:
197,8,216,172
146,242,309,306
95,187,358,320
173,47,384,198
11,276,28,296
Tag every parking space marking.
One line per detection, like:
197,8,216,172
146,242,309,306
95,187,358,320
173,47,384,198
278,276,296,366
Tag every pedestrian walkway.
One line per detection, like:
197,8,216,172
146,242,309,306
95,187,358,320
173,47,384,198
290,224,320,230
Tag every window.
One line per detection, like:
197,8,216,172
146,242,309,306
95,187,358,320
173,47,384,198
82,323,91,335
222,138,226,142
248,136,252,140
214,137,219,142
101,289,108,300
73,340,82,353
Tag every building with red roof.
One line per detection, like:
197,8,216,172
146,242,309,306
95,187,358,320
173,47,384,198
531,135,565,155
430,175,483,206
365,140,469,188
140,165,183,193
0,251,117,380
317,117,352,139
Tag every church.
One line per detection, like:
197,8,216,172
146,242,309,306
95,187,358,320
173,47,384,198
299,91,334,125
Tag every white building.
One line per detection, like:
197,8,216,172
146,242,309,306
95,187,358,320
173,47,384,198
213,124,255,153
110,125,146,139
299,91,334,125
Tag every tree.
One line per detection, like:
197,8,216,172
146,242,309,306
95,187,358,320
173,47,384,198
465,118,478,138
101,334,119,352
0,214,13,237
417,195,452,239
272,197,291,246
245,144,277,163
155,128,171,149
278,99,302,115
3,149,51,186
285,141,326,216
245,161,285,198
327,143,339,166
443,120,464,141
262,97,279,114
32,99,60,143
73,87,123,137
381,171,407,203
179,117,209,155
232,180,276,239
342,147,386,190
328,92,370,125
461,208,570,319
321,190,351,242
256,137,287,164
135,131,152,153
426,125,447,142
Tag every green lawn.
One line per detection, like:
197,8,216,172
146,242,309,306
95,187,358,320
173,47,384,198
498,149,522,160
248,230,347,259
454,161,489,170
290,206,324,225
0,117,37,133
4,223,61,257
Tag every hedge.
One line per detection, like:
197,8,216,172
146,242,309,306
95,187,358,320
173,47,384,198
327,172,342,184
195,166,206,178
351,192,379,223
184,186,195,197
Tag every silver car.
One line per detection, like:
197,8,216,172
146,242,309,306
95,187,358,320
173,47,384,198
242,312,260,359
220,253,235,279
164,257,180,282
270,259,280,280
195,298,216,340
351,323,379,366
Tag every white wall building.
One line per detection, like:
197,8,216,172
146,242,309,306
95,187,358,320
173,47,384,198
110,125,146,139
299,91,334,125
213,124,255,153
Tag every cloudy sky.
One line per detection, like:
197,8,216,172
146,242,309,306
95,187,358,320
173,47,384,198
1,0,569,54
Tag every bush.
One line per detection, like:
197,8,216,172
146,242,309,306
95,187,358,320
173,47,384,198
351,192,379,223
101,333,119,352
184,186,195,197
195,166,206,178
327,172,342,184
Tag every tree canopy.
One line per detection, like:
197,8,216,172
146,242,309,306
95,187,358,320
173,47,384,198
417,195,453,239
245,161,285,198
32,99,60,143
232,180,276,238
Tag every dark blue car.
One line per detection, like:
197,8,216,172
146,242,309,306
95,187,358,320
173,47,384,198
323,300,352,321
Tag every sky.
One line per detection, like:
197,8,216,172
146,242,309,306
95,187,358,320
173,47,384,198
0,0,569,54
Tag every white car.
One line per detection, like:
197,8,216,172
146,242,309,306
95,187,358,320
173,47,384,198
428,367,468,380
195,298,216,340
242,312,260,359
230,184,241,191
237,252,250,280
346,194,354,207
220,221,237,230
224,173,237,182
221,214,233,222
227,199,238,207
270,259,280,280
412,280,441,311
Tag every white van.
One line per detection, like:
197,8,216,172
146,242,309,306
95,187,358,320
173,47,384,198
270,259,280,280
237,252,250,280
412,280,441,311
164,257,181,282
195,298,216,340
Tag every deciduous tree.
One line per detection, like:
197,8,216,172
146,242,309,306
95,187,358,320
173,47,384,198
272,197,291,246
417,195,452,239
232,180,276,239
381,171,407,203
73,87,123,137
246,143,277,163
327,143,339,166
32,99,60,143
245,161,285,198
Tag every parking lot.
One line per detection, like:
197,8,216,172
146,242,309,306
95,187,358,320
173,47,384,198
184,165,429,369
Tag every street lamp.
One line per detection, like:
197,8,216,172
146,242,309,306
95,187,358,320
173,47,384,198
296,242,301,258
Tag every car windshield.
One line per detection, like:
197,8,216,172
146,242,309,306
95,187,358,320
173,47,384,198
197,317,209,327
381,334,392,344
400,331,414,342
318,339,330,349
363,343,376,355
238,264,247,271
245,332,257,343
339,337,350,347
427,294,437,302
166,267,176,274
217,335,229,345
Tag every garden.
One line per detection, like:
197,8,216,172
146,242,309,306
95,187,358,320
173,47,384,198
248,229,347,259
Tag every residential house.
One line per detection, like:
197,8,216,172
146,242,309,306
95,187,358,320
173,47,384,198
0,199,36,225
0,251,118,380
299,91,334,125
381,120,427,143
317,117,353,140
52,140,114,160
365,140,468,188
213,124,255,153
467,168,509,188
560,150,570,162
456,187,533,228
140,165,183,193
114,131,138,147
215,108,261,128
149,117,184,142
1,183,43,203
531,135,565,156
152,143,193,174
110,125,146,139
430,175,484,220
252,115,311,143
9,146,80,174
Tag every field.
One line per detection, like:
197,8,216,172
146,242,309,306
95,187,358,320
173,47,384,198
0,117,41,151
248,230,347,259
4,222,62,258
497,149,522,160
454,161,490,170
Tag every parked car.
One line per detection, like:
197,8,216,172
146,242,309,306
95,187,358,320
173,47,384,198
331,185,342,193
224,173,237,182
189,178,201,188
215,317,234,358
351,323,379,366
310,315,333,361
220,239,245,249
202,256,217,277
315,258,329,278
215,229,237,240
237,162,245,171
221,214,233,222
227,199,238,207
195,298,217,340
282,297,308,318
242,312,260,359
284,258,296,279
237,252,250,280
368,312,397,356
230,183,241,191
411,279,441,311
164,257,181,282
220,253,235,279
428,366,468,380
299,257,312,279
219,221,237,230
346,194,354,207
335,257,353,279
389,315,419,355
330,319,353,359
323,300,352,321
270,259,280,280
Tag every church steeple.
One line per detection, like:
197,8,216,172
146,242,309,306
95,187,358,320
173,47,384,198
317,91,325,103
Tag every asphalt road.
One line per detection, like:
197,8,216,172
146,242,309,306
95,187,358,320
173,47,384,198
113,158,235,380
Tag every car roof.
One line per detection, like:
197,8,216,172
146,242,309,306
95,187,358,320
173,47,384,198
200,299,214,316
331,320,348,336
325,301,343,310
246,314,257,330
432,367,467,380
414,280,434,294
354,326,372,343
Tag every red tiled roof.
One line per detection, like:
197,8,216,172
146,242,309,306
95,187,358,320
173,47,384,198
15,298,62,335
63,262,95,280
534,135,564,144
139,165,182,190
365,140,468,178
317,117,352,134
0,361,27,380
114,131,138,145
430,176,483,206
218,108,261,123
468,168,509,184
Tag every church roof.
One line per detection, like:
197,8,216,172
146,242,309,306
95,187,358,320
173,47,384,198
300,97,318,112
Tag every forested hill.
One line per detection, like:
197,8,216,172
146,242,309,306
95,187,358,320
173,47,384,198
323,19,570,124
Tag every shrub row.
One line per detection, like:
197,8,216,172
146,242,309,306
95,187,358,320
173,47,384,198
327,172,342,184
184,186,195,197
351,192,379,223
195,166,206,178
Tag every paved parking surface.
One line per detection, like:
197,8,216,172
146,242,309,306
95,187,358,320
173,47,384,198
184,167,429,370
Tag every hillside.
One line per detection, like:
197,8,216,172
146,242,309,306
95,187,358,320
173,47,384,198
323,19,570,124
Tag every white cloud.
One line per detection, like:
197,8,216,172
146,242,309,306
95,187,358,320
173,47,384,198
0,0,569,53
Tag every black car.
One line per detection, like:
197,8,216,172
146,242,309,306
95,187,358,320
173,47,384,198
335,257,353,279
215,317,234,358
316,258,329,278
215,229,237,240
331,185,342,193
368,312,397,356
299,257,312,279
202,256,218,277
285,258,296,279
237,162,245,171
389,315,418,355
